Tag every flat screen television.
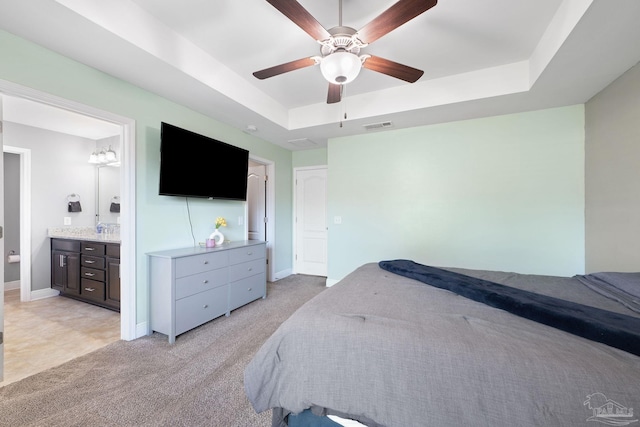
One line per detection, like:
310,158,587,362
159,122,249,201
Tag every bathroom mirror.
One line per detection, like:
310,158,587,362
96,164,120,224
92,136,121,225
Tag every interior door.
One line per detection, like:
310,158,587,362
294,167,327,276
1,96,5,382
247,165,266,241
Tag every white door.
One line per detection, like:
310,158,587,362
1,97,5,381
294,167,327,276
247,165,266,241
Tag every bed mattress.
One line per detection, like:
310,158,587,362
245,263,640,427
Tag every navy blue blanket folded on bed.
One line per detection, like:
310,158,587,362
379,259,640,356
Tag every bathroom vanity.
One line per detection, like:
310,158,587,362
49,228,120,312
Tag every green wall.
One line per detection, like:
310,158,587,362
327,105,585,283
0,29,293,327
292,148,327,168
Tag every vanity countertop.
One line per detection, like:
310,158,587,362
48,226,121,243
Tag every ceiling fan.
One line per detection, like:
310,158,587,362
253,0,437,104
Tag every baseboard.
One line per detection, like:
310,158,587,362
135,321,149,339
4,280,20,291
272,268,293,282
30,288,60,300
326,278,340,287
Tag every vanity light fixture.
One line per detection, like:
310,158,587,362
88,151,99,164
105,146,117,162
88,146,118,165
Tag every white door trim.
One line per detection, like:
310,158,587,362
3,146,32,302
247,154,275,282
0,78,137,341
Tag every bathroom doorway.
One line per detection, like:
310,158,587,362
0,82,136,384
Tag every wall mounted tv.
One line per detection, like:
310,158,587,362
159,122,249,201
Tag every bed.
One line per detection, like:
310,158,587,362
244,261,640,427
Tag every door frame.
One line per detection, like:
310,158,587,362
246,154,275,282
0,78,137,341
3,146,31,302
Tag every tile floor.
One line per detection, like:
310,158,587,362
1,288,121,387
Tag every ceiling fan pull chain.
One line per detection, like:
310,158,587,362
339,85,347,128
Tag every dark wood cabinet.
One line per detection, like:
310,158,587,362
51,238,120,312
51,241,81,295
105,253,121,309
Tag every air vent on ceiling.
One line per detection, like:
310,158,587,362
287,138,317,148
363,121,393,131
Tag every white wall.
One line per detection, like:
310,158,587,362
327,105,585,282
4,122,96,290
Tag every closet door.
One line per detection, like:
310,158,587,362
294,167,327,276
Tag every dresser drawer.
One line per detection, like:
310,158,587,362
81,267,105,282
175,252,227,278
175,268,228,300
175,286,228,335
229,273,266,309
229,258,265,282
228,245,265,265
81,278,106,302
81,255,105,269
81,242,106,255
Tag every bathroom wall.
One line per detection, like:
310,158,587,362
4,121,97,290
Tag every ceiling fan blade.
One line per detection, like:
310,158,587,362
355,0,437,44
266,0,331,41
253,57,317,80
362,55,424,83
327,83,342,104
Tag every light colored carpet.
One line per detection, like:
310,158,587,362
0,274,327,427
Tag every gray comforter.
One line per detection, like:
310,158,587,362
244,263,640,427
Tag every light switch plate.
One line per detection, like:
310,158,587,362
64,217,72,225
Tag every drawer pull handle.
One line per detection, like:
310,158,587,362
203,304,209,309
84,287,95,292
84,272,95,277
85,260,96,264
247,252,253,255
203,261,209,264
85,247,95,251
203,280,209,284
248,287,252,292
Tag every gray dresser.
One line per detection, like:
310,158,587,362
147,240,266,343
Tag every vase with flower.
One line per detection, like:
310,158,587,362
208,216,227,247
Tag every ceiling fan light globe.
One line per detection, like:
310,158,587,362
320,52,362,85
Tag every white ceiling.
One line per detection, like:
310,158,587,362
1,0,639,150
